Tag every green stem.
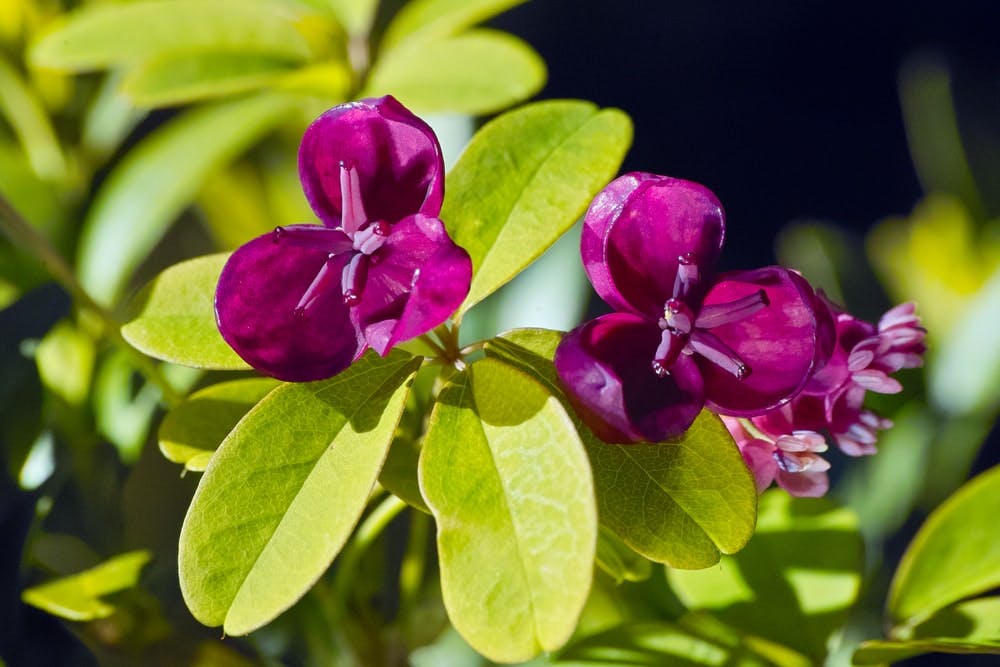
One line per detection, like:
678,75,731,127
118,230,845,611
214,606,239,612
0,193,183,406
331,493,408,618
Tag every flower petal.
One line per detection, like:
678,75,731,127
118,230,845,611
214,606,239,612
356,214,471,355
700,267,826,415
555,313,705,443
775,469,829,497
299,95,444,227
581,173,725,316
738,438,778,494
215,227,365,381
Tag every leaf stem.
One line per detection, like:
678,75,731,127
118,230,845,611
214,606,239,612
0,192,183,406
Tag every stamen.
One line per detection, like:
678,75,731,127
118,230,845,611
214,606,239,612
339,162,368,234
652,328,686,376
341,253,367,305
661,298,694,333
672,253,699,299
694,289,769,329
688,329,751,379
294,254,339,314
270,226,353,253
352,224,388,255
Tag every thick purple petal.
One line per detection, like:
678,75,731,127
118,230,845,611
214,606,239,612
581,173,725,317
299,95,444,227
215,226,365,382
699,267,825,416
554,313,705,443
356,215,471,355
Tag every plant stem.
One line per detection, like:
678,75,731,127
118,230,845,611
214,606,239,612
0,193,183,406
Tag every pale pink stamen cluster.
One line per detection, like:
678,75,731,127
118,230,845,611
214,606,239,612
773,431,831,474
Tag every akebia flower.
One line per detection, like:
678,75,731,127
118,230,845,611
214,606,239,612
555,173,832,443
215,96,471,381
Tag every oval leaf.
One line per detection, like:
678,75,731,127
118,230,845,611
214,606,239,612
122,52,296,108
79,95,293,305
364,30,544,115
179,350,421,635
0,57,66,180
30,0,311,71
889,464,1000,628
121,253,249,370
854,638,1000,665
381,0,526,51
443,101,632,316
21,550,151,621
484,329,757,568
159,378,280,472
419,357,597,662
667,491,862,661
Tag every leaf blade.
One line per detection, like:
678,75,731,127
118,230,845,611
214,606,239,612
381,0,527,51
178,350,420,634
442,101,632,316
419,358,597,662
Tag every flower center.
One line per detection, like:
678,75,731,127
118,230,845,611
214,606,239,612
651,259,768,381
274,163,391,314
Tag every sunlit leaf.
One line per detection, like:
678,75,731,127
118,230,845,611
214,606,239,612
78,94,294,305
419,358,596,662
595,527,652,584
122,52,295,108
35,319,95,406
81,72,144,159
30,0,312,71
323,0,377,34
121,253,249,370
196,164,277,250
444,101,632,316
179,350,420,635
364,30,544,114
381,0,526,51
888,465,1000,629
159,378,280,472
484,328,757,569
667,491,862,661
21,550,151,621
854,638,1000,665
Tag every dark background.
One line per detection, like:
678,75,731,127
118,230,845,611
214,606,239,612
493,0,1000,268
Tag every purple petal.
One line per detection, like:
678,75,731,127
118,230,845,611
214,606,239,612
356,215,471,355
737,438,778,493
699,267,825,416
581,173,725,317
554,313,705,443
775,469,829,497
299,95,444,227
215,226,365,382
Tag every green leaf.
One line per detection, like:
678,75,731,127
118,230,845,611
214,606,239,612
888,465,1000,628
667,491,862,661
30,0,312,71
484,329,757,568
122,52,296,108
21,550,151,621
853,638,1000,665
121,253,249,370
159,378,280,472
364,30,544,114
93,349,165,463
381,0,526,51
35,320,95,407
595,526,652,584
78,94,294,305
418,357,597,662
0,57,66,180
554,621,771,667
179,350,420,635
443,101,632,316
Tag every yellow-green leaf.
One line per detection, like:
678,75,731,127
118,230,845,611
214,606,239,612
22,550,151,621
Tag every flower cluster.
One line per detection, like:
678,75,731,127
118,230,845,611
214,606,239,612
553,173,924,497
727,301,925,496
215,96,471,382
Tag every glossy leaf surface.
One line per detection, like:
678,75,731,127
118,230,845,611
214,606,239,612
419,358,596,662
443,101,632,315
179,350,420,634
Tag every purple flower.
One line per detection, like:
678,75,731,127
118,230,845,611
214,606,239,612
215,96,472,381
723,416,831,497
754,301,926,457
554,173,832,443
